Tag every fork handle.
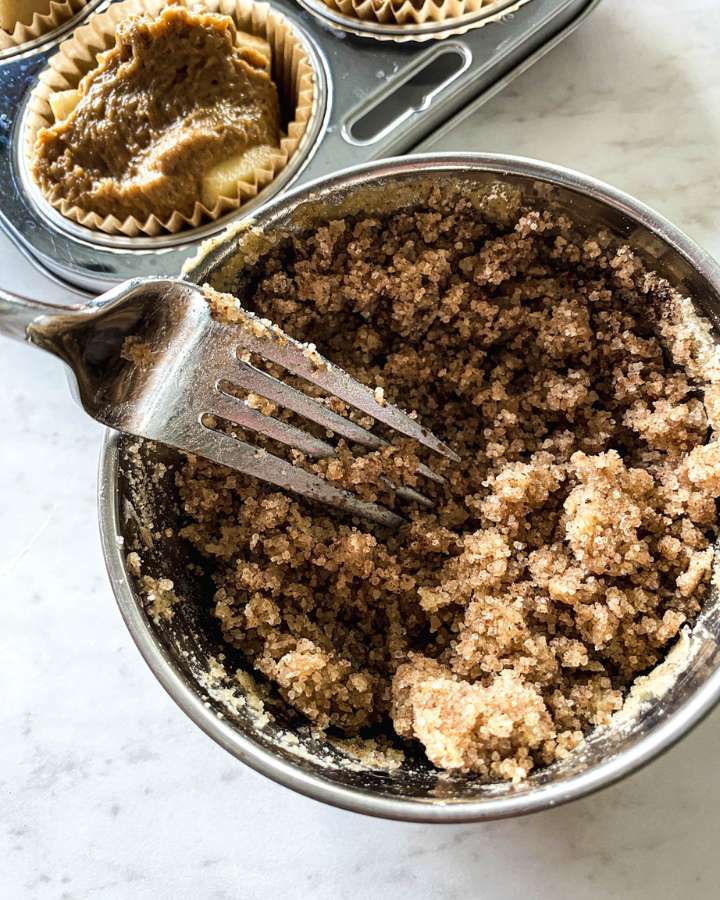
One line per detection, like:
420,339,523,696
0,288,76,343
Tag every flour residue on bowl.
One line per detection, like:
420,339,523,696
613,627,694,727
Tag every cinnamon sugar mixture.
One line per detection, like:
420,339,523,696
176,185,720,782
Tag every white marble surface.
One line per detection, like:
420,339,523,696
3,0,720,896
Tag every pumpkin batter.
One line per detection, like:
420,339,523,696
32,5,281,223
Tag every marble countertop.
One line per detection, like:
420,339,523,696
2,0,720,896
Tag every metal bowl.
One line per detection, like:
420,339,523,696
99,154,720,823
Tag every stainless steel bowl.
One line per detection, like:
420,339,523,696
99,154,720,823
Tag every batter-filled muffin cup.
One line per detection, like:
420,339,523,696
24,0,316,236
318,0,525,29
0,0,86,51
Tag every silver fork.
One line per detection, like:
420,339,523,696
0,277,458,528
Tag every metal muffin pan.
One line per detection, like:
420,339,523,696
0,0,602,293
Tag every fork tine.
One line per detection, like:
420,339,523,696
227,363,446,486
194,425,403,529
210,393,336,458
213,390,437,507
226,362,385,449
415,462,445,485
209,396,437,509
231,316,460,462
387,481,434,509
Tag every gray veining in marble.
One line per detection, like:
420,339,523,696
2,0,720,897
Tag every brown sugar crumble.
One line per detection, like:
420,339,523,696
174,185,720,782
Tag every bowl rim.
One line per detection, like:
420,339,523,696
99,152,720,823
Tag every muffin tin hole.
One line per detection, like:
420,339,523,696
347,44,470,143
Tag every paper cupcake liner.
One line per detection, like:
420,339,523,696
25,0,316,236
0,0,86,51
321,0,523,28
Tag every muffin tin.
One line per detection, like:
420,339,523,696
0,0,601,293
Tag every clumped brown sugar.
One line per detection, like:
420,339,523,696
176,185,720,782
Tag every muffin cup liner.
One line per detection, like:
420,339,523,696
0,0,86,51
322,0,519,28
24,0,316,236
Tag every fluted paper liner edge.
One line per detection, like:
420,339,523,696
0,0,87,51
321,0,526,30
24,0,316,236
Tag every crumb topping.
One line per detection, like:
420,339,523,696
172,184,719,782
